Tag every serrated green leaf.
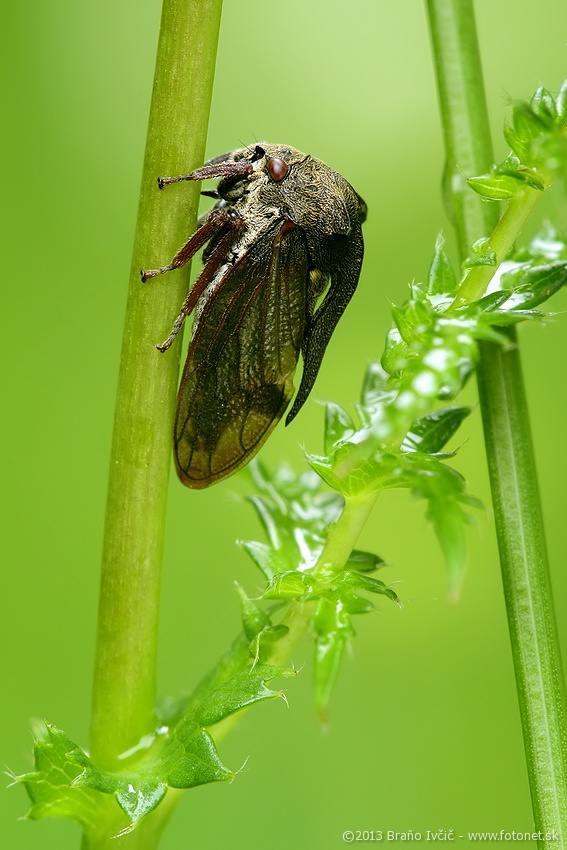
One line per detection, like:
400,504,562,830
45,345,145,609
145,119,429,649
360,362,389,404
159,720,234,788
306,451,346,493
313,447,479,596
245,461,343,573
308,446,385,498
161,632,251,727
495,155,545,191
402,406,471,454
17,597,303,837
428,234,457,295
515,170,545,192
251,623,290,663
345,549,385,572
263,570,313,599
324,402,356,453
194,665,293,727
504,94,562,176
18,723,101,830
473,290,513,311
311,308,480,497
462,249,497,268
336,569,399,604
471,236,491,253
341,595,376,615
530,86,557,125
312,597,354,723
466,174,521,200
512,100,548,143
73,718,233,814
499,261,567,309
240,539,279,581
314,629,348,725
392,299,431,344
246,494,282,552
24,662,286,832
237,584,272,641
504,124,530,163
380,326,409,376
72,754,121,795
483,308,543,326
115,782,167,829
556,79,567,122
409,456,481,597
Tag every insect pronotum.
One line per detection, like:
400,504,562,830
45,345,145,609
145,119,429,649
141,143,367,489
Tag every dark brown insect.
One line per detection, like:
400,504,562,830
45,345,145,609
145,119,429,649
141,143,366,489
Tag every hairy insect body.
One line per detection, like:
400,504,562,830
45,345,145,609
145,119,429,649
141,143,366,488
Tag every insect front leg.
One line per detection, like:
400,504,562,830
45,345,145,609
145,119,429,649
158,160,254,189
141,159,256,281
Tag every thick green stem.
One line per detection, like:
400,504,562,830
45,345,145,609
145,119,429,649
84,4,223,847
426,0,567,844
89,0,223,779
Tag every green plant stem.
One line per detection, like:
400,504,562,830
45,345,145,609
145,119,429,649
315,493,380,572
89,0,223,782
453,187,542,306
476,331,567,838
427,0,567,843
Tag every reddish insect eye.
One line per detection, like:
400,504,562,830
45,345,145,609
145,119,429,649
267,157,288,182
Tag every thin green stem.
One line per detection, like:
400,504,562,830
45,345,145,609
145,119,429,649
453,186,542,306
224,493,379,686
426,0,567,844
476,331,567,841
136,491,381,837
89,0,223,791
314,493,380,573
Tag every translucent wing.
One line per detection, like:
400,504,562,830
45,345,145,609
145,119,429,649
174,220,309,488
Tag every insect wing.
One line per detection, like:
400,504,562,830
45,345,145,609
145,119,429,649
174,222,309,488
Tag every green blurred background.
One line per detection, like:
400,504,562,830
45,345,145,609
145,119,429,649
2,1,567,847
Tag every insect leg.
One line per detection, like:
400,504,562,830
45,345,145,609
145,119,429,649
140,207,229,282
156,215,245,352
158,160,254,189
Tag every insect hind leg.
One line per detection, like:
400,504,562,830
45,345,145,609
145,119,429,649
154,210,245,353
156,313,185,352
141,206,231,283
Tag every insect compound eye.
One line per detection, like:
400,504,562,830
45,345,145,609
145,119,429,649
266,157,289,182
